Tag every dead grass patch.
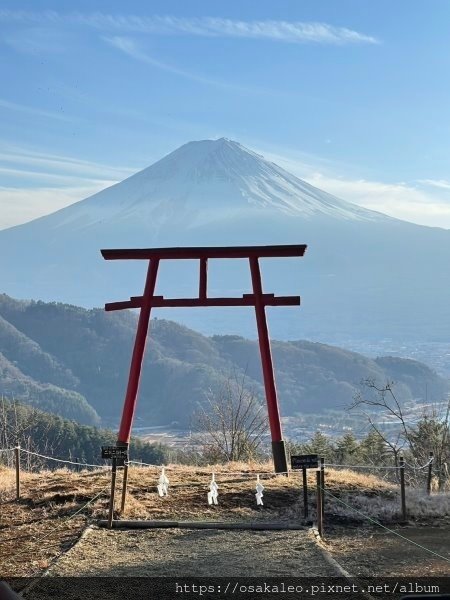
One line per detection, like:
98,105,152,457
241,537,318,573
0,463,448,578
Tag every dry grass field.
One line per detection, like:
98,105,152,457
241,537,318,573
0,462,449,581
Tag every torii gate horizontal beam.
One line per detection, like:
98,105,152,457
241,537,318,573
105,294,300,311
101,244,307,261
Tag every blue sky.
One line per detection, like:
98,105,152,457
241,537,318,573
1,0,450,229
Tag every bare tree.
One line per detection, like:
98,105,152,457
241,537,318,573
349,379,407,468
349,380,450,489
407,400,450,490
194,372,269,463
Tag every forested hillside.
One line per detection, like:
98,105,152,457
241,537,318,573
0,398,166,466
0,294,448,428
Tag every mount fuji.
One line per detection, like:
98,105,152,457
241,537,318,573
1,138,449,341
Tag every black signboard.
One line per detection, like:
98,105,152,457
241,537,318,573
102,445,128,461
291,454,319,470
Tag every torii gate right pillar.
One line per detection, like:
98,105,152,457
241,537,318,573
249,256,288,473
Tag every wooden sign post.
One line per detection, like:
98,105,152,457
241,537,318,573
291,454,319,520
102,445,128,528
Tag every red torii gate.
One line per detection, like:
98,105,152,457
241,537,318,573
101,244,307,476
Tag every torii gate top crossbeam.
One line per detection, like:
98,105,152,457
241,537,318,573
101,244,306,261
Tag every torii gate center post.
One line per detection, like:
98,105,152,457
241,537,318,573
101,244,307,474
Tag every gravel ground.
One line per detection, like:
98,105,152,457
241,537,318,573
48,526,341,577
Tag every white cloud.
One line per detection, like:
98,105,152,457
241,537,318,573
0,144,137,229
0,185,107,230
304,173,450,228
0,10,380,45
261,148,450,229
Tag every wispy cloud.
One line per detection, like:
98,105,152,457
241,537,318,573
105,36,208,82
417,179,450,191
157,16,380,45
0,98,69,121
0,143,135,180
104,36,264,93
0,10,380,45
0,165,116,186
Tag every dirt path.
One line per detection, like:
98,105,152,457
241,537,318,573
46,526,341,577
326,525,450,577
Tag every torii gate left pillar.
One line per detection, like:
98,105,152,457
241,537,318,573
102,245,307,476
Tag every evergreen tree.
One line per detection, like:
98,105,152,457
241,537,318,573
290,430,335,461
335,432,360,464
0,398,168,468
360,430,390,466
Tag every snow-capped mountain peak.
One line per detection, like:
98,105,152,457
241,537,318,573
27,138,389,234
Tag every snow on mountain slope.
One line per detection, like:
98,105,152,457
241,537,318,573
17,138,389,236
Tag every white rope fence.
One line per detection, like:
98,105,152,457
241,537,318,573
19,449,110,470
127,459,290,476
0,446,444,520
0,448,438,475
0,447,110,470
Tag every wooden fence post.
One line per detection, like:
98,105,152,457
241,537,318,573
120,463,129,513
426,451,434,495
14,444,20,500
316,470,323,537
399,455,407,521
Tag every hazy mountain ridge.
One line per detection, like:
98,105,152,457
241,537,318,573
0,294,447,429
0,350,99,425
0,313,79,389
